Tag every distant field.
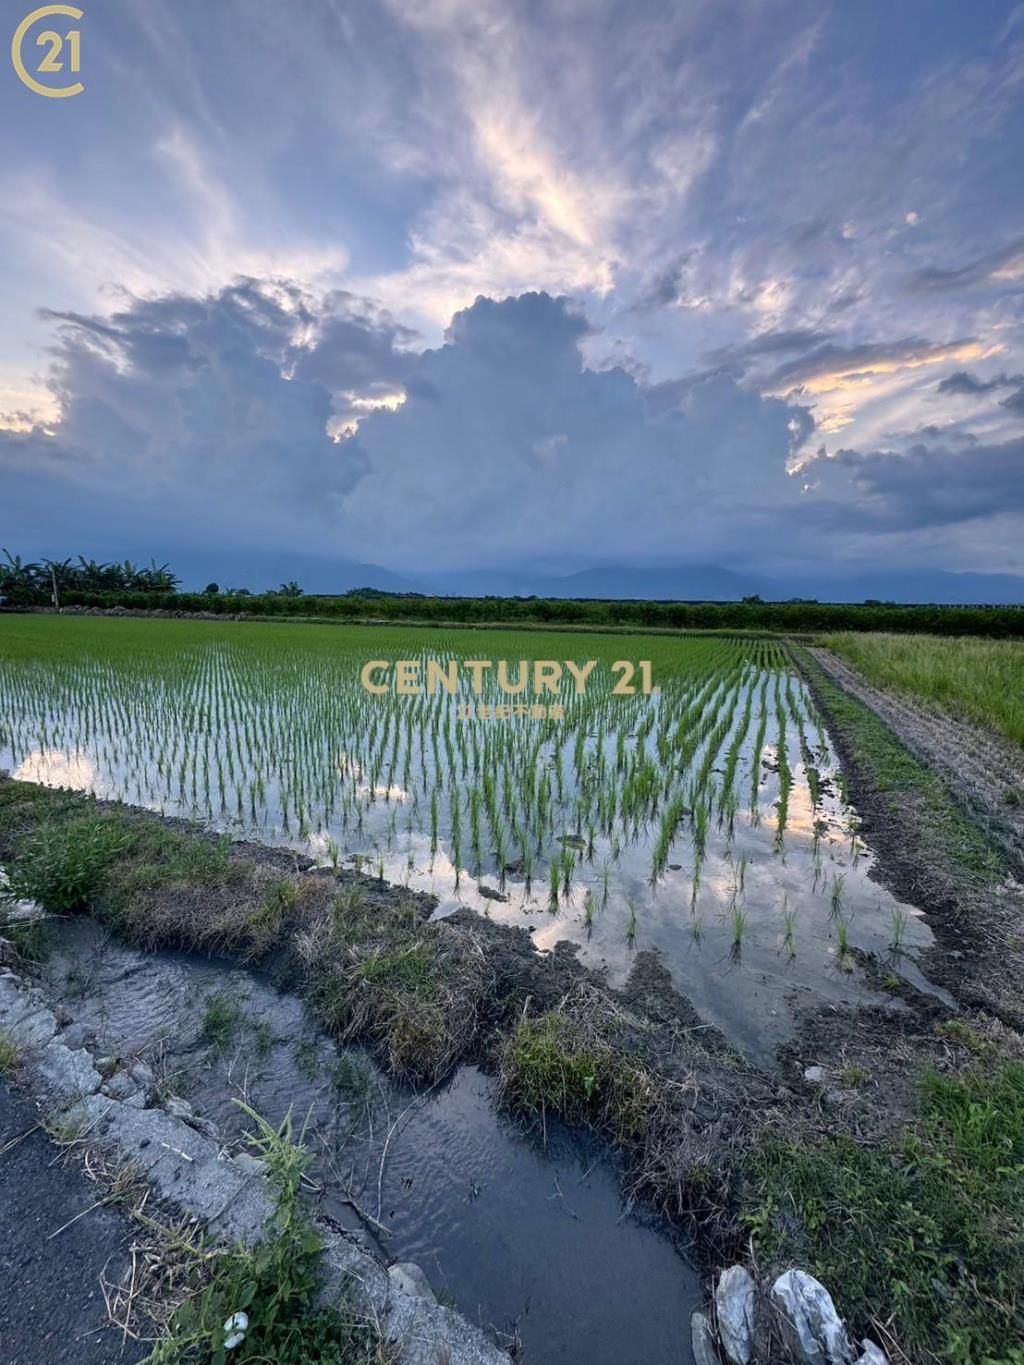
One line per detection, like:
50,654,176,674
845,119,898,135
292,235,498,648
822,632,1024,747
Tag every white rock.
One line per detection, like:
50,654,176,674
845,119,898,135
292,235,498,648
128,1060,155,1088
691,1309,721,1365
715,1265,757,1365
803,1066,825,1084
771,1269,854,1365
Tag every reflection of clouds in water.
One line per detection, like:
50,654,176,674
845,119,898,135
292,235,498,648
13,748,95,792
358,782,409,802
337,751,409,802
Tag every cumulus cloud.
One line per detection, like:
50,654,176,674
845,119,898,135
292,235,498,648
0,280,414,546
3,283,1024,579
337,293,812,569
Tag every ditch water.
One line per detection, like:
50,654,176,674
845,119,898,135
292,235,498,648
40,919,702,1364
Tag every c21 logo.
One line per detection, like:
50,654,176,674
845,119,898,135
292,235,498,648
11,4,83,98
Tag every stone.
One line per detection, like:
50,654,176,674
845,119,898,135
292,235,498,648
232,1151,268,1177
388,1261,436,1303
771,1269,854,1365
164,1095,195,1121
715,1266,757,1365
34,1042,103,1101
853,1342,887,1365
60,1021,97,1050
102,1069,141,1101
208,1175,273,1247
319,1231,391,1319
4,1007,58,1052
383,1294,508,1364
803,1066,825,1084
128,1060,155,1088
691,1310,721,1365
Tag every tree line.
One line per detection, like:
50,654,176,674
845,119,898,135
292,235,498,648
2,550,1022,637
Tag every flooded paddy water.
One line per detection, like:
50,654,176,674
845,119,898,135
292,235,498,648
0,615,948,1359
0,617,943,1056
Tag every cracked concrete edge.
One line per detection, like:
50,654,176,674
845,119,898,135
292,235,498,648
0,968,509,1363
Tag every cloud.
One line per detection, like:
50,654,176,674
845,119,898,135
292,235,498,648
338,292,817,569
817,437,1024,530
906,238,1024,294
762,338,1000,397
0,280,414,546
3,282,1023,581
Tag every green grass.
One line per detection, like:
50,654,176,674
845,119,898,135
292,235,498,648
0,1032,20,1078
822,632,1024,747
743,1062,1024,1364
3,813,129,911
497,1010,657,1141
146,1103,391,1364
200,991,244,1052
799,651,1005,894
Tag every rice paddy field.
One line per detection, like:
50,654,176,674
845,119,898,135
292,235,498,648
0,614,937,1056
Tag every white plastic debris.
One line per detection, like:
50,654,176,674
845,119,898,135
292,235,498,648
854,1342,888,1365
715,1265,757,1365
771,1269,854,1365
223,1311,249,1350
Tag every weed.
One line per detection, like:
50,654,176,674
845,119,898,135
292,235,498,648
5,815,128,913
0,1032,19,1078
148,1101,392,1363
838,1063,869,1087
201,991,243,1053
497,1008,657,1141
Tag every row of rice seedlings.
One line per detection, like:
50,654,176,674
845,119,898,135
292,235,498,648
0,621,859,952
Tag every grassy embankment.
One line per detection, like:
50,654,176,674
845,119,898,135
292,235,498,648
823,631,1024,750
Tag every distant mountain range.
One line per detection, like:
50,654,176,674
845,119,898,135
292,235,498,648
11,540,1022,605
165,550,1024,605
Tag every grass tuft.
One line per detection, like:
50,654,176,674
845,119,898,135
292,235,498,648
743,1061,1024,1363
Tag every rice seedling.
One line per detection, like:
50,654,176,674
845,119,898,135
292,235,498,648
730,902,747,947
834,916,854,971
626,897,638,944
781,897,797,957
0,616,887,989
830,871,846,916
583,889,597,929
889,906,908,956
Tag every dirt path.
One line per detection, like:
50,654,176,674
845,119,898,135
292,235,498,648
0,1083,148,1365
809,646,1024,870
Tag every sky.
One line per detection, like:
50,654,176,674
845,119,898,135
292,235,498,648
1,0,1023,587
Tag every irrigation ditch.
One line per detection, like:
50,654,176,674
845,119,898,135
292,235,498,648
0,620,1022,1362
